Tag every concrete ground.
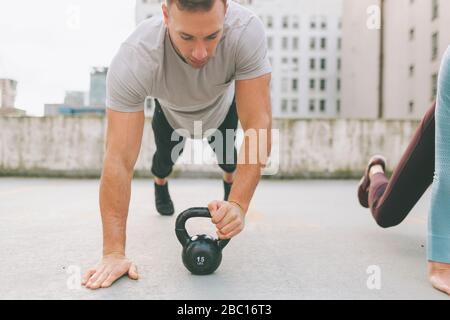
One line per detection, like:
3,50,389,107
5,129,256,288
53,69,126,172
0,177,448,300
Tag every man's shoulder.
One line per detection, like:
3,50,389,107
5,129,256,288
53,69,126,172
225,1,259,32
110,16,165,81
122,16,166,54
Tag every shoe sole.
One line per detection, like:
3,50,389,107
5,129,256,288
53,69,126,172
158,211,174,216
157,203,175,216
357,155,387,209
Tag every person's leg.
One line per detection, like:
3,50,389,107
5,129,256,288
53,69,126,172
428,46,450,295
151,99,186,181
151,99,186,215
366,102,436,228
207,98,238,200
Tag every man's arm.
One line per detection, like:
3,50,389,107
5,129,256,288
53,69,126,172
229,73,272,212
100,109,145,255
210,73,272,239
82,108,144,289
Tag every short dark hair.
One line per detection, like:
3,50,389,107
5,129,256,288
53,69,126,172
166,0,227,12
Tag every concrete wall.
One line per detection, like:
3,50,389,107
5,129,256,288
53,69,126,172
0,116,422,179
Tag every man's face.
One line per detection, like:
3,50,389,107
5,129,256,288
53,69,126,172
163,0,226,69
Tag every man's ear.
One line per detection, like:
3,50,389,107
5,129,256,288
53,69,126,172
162,3,169,26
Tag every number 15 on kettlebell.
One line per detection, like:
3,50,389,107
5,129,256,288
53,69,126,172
175,207,230,275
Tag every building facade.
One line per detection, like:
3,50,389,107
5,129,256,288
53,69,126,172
0,78,17,109
0,78,26,116
64,91,87,108
89,67,108,108
44,68,107,117
340,0,381,120
247,0,342,119
341,0,450,119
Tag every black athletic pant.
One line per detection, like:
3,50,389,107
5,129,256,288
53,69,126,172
151,98,239,179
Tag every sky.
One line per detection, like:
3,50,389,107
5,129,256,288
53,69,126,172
0,0,137,116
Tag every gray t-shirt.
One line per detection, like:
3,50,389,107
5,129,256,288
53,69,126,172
106,0,272,138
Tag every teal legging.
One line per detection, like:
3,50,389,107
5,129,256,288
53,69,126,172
429,45,450,263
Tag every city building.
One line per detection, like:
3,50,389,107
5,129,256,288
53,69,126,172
341,0,450,119
0,78,17,109
44,104,105,116
44,67,107,117
0,78,26,116
64,91,87,107
244,0,343,118
89,67,108,108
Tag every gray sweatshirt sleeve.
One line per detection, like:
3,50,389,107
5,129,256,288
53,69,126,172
234,16,272,81
106,44,149,112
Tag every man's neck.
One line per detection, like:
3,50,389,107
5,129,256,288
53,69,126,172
167,30,188,65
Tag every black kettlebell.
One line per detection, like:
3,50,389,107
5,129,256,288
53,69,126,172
175,207,230,275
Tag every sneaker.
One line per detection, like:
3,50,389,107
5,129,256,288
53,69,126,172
154,182,175,216
357,155,387,208
223,180,233,201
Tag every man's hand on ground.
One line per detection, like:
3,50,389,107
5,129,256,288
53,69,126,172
208,200,245,240
82,254,138,290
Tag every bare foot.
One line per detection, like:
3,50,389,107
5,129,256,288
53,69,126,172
428,261,450,295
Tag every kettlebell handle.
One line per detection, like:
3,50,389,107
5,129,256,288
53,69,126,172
175,207,230,249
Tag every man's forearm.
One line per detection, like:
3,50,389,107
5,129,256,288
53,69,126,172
228,164,262,213
99,159,133,256
228,124,272,213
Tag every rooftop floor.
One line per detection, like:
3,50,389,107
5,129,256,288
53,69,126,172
0,177,447,300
